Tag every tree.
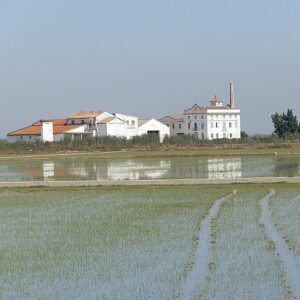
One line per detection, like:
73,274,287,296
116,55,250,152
241,131,248,139
271,109,298,138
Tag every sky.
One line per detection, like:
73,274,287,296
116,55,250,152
1,0,300,138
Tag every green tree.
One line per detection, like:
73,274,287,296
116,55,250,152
271,109,298,138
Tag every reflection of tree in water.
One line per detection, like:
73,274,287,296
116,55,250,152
274,158,300,177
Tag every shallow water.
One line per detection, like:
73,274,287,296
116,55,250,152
0,156,299,182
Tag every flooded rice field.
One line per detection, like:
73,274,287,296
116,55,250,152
0,155,300,182
0,185,299,299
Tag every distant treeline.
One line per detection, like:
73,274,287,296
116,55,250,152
1,133,300,152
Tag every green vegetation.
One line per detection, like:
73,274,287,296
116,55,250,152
200,188,291,299
0,185,228,299
270,186,300,260
2,133,300,154
0,184,298,298
2,136,300,161
271,109,300,138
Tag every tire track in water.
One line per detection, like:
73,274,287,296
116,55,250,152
180,192,234,300
260,189,300,299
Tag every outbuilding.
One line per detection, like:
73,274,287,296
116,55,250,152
7,119,88,142
138,119,170,142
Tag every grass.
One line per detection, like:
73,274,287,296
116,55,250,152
1,145,300,162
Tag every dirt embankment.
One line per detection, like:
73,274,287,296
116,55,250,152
1,177,300,188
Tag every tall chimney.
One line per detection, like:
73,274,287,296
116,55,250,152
230,81,235,108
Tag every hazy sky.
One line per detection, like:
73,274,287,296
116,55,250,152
1,0,300,137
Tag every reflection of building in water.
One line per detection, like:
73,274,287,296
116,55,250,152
43,162,54,180
106,160,171,180
207,158,241,179
61,159,172,180
69,162,89,177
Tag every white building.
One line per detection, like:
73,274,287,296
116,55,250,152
138,119,170,142
7,119,88,142
158,115,186,136
160,82,241,140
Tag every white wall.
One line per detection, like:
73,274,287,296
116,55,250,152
42,122,53,142
6,135,41,143
114,113,138,138
97,118,127,138
206,111,241,140
106,120,127,137
159,116,185,136
138,119,170,142
183,108,241,140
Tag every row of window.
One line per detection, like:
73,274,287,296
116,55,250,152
187,114,238,120
210,122,237,129
70,119,136,126
211,133,233,139
168,121,238,131
126,120,136,126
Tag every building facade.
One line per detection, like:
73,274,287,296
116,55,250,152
160,82,241,140
7,112,170,142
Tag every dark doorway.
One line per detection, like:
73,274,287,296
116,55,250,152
147,131,159,135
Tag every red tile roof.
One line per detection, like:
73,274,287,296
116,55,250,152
68,112,102,119
7,120,83,136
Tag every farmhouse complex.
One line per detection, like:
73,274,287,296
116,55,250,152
7,82,241,142
7,112,170,143
159,82,241,140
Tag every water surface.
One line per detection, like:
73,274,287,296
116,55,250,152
0,156,299,182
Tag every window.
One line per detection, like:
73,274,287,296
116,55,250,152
216,115,219,119
81,120,84,124
172,124,175,129
201,133,205,139
211,133,214,138
201,123,205,130
188,116,190,119
131,120,135,125
201,115,204,119
29,136,32,140
72,120,75,125
230,133,233,138
223,122,226,130
216,133,219,139
223,133,226,138
188,123,191,130
20,136,23,139
211,122,214,128
223,115,226,119
229,122,232,128
194,123,198,131
235,122,238,128
179,124,181,129
216,122,218,128
126,120,130,125
194,115,197,119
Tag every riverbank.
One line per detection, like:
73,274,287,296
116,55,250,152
1,143,300,161
1,177,300,188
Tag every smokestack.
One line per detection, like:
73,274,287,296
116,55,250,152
230,81,235,108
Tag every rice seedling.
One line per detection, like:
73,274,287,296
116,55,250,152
0,186,229,299
1,184,299,299
269,186,300,262
198,187,291,300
